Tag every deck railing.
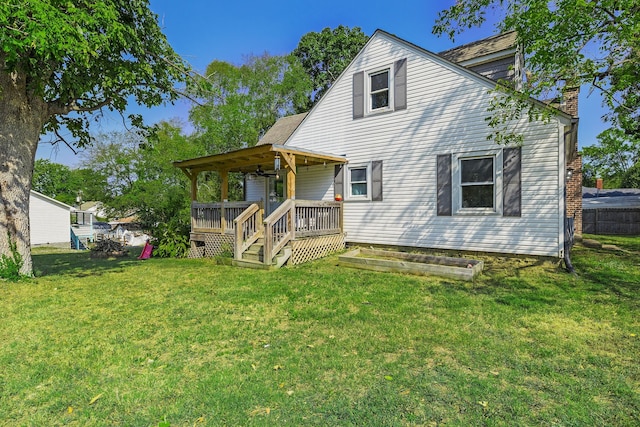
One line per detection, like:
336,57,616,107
293,200,343,238
193,199,343,265
234,203,264,259
191,201,254,234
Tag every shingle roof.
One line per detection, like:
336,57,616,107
439,31,517,64
257,112,308,146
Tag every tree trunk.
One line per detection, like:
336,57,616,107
0,70,50,277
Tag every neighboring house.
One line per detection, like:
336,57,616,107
29,190,72,246
78,201,108,219
174,29,581,267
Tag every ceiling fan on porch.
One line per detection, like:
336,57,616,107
252,165,279,179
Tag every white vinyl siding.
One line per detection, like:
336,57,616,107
29,191,71,246
286,32,565,257
296,165,335,200
245,176,266,203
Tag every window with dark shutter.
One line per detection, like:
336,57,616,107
353,71,364,119
394,58,407,111
502,147,522,217
437,154,452,216
334,165,344,199
372,160,383,201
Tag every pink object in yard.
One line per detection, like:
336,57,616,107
138,241,153,260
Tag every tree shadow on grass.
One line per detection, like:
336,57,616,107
433,248,639,311
32,247,144,278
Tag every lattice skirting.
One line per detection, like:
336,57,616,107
188,233,235,258
290,233,345,265
204,233,235,258
187,246,205,259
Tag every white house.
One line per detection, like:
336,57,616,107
29,190,72,246
174,30,580,267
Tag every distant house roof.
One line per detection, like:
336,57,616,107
439,31,517,64
257,112,308,146
583,187,640,209
109,215,139,225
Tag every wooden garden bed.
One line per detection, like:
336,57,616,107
338,248,483,281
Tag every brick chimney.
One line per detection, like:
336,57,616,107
561,86,582,235
561,86,579,117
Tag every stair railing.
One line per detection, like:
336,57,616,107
70,227,83,250
233,203,264,260
263,199,295,266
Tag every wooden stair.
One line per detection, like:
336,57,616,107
233,238,292,270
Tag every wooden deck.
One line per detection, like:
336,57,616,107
188,200,344,267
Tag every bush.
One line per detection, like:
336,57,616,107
151,221,190,258
0,235,25,281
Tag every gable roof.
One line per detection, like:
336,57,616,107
284,29,571,144
257,112,308,146
30,190,73,211
438,31,517,64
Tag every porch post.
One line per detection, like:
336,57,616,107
220,170,229,201
190,174,198,202
220,170,228,232
179,168,198,201
286,154,296,199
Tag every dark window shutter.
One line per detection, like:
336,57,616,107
394,58,407,111
437,154,452,216
503,147,522,217
353,71,364,119
372,160,383,201
334,165,344,198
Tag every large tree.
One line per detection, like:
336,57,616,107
0,1,188,275
81,122,204,227
582,128,640,188
293,26,369,107
433,0,639,145
32,159,105,206
189,53,312,153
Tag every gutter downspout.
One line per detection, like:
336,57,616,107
564,185,575,273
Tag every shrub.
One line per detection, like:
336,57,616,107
151,221,190,258
0,234,25,281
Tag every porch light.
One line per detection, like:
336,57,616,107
565,168,574,182
274,153,281,171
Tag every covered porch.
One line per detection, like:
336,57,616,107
173,144,348,268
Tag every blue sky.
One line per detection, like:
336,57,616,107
36,0,609,167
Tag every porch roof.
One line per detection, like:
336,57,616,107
172,144,348,174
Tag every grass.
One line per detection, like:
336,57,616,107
0,236,638,426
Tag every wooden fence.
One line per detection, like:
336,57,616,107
582,208,640,235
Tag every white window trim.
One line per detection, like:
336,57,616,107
346,162,372,201
452,149,503,215
366,65,394,115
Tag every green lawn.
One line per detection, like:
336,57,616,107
1,236,638,426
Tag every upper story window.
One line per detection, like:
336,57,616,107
369,69,390,111
460,157,495,209
353,58,407,119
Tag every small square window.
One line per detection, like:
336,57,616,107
369,69,389,110
345,164,372,200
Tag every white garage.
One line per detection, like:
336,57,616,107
29,190,72,246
